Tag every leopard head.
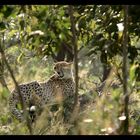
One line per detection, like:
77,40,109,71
53,61,73,79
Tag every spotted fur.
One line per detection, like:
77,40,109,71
9,61,75,122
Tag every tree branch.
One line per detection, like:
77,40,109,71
69,5,79,120
0,33,33,135
121,5,129,135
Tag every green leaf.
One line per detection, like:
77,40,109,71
73,11,80,17
17,52,24,64
129,64,138,87
3,6,14,18
59,33,66,41
0,22,6,30
89,20,96,29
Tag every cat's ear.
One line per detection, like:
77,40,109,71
67,61,73,65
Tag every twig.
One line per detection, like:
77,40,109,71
0,33,33,135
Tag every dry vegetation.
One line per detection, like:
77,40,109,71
0,5,140,135
0,48,140,135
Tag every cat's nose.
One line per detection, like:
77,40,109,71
57,71,64,78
